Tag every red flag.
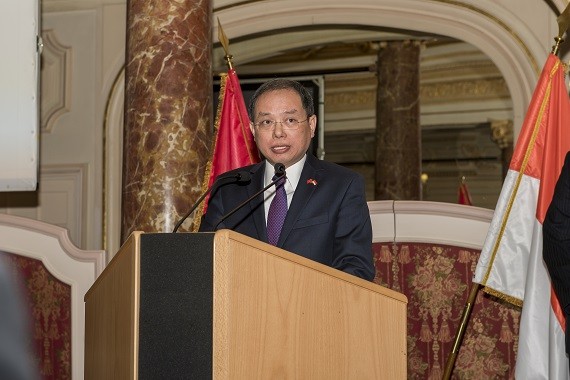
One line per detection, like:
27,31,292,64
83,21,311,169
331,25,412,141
473,54,570,378
192,69,260,228
208,69,260,186
457,180,473,206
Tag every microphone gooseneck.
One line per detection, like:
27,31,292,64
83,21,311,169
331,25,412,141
214,163,287,230
172,170,251,233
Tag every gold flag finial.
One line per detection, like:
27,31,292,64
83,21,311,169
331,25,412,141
552,3,570,55
217,18,234,70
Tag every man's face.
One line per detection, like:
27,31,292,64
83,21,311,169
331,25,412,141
250,89,316,168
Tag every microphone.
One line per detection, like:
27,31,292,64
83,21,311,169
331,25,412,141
274,162,285,177
172,170,251,233
214,163,286,230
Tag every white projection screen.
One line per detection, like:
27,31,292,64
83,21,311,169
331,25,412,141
0,0,39,191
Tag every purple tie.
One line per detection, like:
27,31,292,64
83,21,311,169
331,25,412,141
267,176,287,245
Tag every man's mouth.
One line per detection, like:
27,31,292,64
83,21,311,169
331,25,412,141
271,145,289,153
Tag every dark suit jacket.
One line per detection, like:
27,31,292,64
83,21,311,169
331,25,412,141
199,154,375,281
544,151,570,353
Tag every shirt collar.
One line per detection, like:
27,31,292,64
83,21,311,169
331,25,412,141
264,155,306,192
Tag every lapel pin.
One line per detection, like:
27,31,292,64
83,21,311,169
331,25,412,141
307,178,317,186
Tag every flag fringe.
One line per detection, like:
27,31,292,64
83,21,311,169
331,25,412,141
481,285,523,307
480,59,558,291
190,73,229,232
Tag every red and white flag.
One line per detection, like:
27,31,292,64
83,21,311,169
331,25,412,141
473,54,570,379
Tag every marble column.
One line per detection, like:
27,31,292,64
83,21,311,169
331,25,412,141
375,40,422,200
121,1,212,241
490,120,514,179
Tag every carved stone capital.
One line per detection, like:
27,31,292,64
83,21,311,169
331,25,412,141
489,119,513,149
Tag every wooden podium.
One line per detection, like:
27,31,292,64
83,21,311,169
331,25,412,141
84,230,407,379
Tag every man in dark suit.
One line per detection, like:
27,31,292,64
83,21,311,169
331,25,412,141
199,79,375,281
543,151,570,361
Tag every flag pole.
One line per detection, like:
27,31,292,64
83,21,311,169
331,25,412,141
552,4,570,55
191,19,260,231
443,6,570,378
442,283,479,379
190,19,234,231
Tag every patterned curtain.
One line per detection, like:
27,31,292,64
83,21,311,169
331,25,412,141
1,251,72,380
372,243,520,379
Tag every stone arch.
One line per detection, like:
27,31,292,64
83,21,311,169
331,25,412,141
214,0,553,138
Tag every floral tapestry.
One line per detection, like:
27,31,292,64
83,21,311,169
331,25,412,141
372,242,521,379
0,251,72,380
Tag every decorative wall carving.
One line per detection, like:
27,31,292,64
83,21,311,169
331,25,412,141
421,78,510,102
325,90,375,111
490,119,514,149
40,30,71,134
325,77,509,113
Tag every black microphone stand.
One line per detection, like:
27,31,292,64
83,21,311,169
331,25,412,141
173,172,250,233
214,169,286,230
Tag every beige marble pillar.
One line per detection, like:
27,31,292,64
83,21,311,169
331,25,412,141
121,0,212,241
375,40,422,200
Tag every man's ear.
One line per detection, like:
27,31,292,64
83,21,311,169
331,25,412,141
249,122,255,136
309,115,317,137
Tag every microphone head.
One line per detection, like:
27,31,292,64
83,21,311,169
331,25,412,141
236,171,252,183
274,163,286,176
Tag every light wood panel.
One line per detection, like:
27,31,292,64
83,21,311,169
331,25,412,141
85,231,140,380
213,230,407,379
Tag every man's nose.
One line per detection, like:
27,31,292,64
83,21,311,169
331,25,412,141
272,123,286,137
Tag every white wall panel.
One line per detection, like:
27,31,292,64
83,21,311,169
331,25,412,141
0,0,39,191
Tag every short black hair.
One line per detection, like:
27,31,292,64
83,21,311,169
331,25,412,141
248,78,314,120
